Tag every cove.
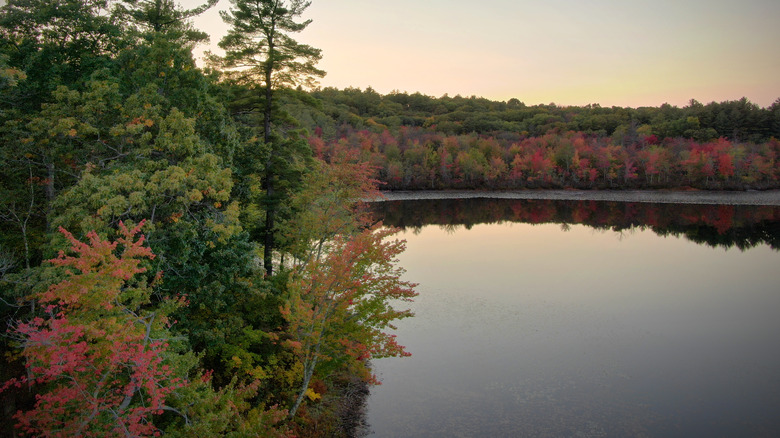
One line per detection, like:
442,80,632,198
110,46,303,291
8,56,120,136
365,198,780,437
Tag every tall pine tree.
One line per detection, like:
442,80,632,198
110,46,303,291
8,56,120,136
217,0,324,275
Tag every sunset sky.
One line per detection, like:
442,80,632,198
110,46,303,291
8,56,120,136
189,0,779,108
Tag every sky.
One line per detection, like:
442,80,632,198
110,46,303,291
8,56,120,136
190,0,777,108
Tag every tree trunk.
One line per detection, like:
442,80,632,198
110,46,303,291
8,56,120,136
45,162,55,233
263,193,275,276
288,357,316,419
262,66,275,276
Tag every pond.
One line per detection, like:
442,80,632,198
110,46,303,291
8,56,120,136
365,198,780,437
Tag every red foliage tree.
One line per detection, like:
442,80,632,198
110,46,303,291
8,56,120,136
526,149,554,183
717,152,735,180
281,160,417,419
2,221,184,437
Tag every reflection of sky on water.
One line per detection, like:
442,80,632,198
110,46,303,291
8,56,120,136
368,222,780,437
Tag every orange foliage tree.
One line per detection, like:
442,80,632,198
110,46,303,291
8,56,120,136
279,159,417,419
282,225,417,418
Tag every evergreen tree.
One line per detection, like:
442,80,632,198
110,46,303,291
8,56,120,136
217,0,324,275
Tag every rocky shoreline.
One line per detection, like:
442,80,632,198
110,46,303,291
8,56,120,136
374,189,780,206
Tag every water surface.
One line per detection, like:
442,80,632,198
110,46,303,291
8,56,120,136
366,199,780,437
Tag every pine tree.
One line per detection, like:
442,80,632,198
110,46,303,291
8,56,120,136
217,0,324,275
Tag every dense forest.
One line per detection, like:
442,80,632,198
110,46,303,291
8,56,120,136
289,89,780,190
302,87,780,143
1,0,778,436
0,1,415,436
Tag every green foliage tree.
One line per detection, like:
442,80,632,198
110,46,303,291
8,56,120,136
128,0,217,39
0,0,130,109
217,0,324,275
0,52,25,92
0,1,333,434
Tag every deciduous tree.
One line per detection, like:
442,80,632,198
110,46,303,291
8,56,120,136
2,221,185,437
282,225,417,418
278,159,415,419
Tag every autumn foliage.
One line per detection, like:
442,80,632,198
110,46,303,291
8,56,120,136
0,1,420,435
309,127,780,190
2,221,184,437
11,0,779,434
283,224,417,417
271,159,418,420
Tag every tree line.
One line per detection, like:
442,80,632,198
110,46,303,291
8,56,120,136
291,87,780,143
0,0,414,436
307,126,779,191
281,87,780,192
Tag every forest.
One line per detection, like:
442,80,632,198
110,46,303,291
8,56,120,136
292,89,780,191
0,1,415,436
0,0,778,436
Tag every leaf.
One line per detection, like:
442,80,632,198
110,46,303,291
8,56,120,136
305,388,321,401
3,223,183,436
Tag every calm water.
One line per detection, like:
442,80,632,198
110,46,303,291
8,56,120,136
366,199,780,437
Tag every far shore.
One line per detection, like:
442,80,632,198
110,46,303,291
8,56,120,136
373,189,780,206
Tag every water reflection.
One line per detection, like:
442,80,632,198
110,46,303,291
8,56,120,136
370,198,780,250
365,199,780,437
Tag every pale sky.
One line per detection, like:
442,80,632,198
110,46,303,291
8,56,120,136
193,1,776,107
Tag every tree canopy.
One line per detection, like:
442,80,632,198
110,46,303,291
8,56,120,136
0,1,415,436
217,0,325,276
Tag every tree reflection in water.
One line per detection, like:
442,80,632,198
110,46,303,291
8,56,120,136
365,197,780,437
371,198,780,251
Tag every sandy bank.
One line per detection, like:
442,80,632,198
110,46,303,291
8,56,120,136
373,189,780,206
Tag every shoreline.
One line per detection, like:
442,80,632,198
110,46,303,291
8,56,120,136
373,189,780,206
